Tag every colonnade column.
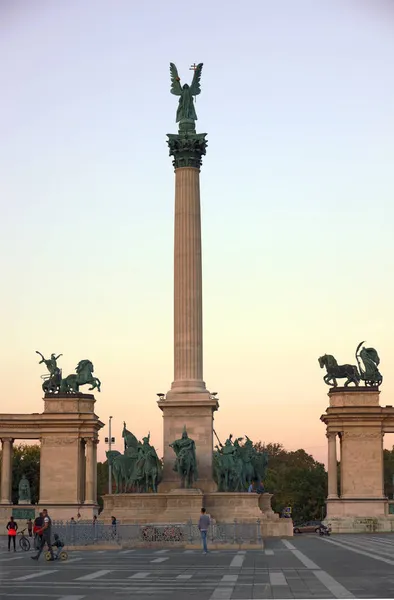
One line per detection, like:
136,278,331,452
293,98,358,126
0,438,13,504
327,432,338,498
93,440,98,504
84,438,95,505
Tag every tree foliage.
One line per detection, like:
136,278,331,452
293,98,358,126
255,442,327,524
97,461,108,511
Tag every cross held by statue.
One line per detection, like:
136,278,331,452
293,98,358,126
189,63,198,72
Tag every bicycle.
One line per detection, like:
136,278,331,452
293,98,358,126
18,528,31,552
45,549,68,561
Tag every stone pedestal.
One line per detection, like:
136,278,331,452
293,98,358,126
158,395,218,493
321,387,394,532
39,394,100,511
101,490,292,537
163,488,204,522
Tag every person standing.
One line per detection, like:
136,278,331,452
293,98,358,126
198,508,210,554
111,516,117,537
26,518,33,537
6,516,18,552
31,509,54,561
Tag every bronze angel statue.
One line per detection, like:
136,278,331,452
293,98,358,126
170,62,203,124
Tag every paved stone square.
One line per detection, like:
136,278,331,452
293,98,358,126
1,533,394,599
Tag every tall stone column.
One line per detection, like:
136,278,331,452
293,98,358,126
84,439,95,504
166,131,208,395
0,438,13,504
327,432,338,499
158,124,218,493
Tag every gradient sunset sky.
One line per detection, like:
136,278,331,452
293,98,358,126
1,0,393,464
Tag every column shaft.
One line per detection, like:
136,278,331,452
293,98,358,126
327,432,338,498
0,439,13,504
172,167,205,392
84,439,95,504
92,441,97,504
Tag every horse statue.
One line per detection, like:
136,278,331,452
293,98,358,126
60,360,101,393
106,450,136,493
318,354,360,387
215,437,238,492
138,447,161,493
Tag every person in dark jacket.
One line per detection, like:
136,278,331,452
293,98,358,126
33,512,43,550
31,509,54,561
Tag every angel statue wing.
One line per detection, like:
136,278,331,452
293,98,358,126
170,63,182,96
190,63,203,96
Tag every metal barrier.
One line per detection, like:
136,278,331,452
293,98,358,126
51,519,262,547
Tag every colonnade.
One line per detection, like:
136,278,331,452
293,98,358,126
0,436,98,505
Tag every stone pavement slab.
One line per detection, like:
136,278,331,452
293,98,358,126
1,534,394,598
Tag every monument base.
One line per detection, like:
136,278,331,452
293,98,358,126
0,503,98,526
325,497,394,532
158,394,219,494
101,492,293,536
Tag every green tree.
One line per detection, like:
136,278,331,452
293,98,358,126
97,461,109,512
11,444,41,505
255,442,328,523
383,447,394,498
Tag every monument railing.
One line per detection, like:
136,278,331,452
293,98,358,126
51,519,262,546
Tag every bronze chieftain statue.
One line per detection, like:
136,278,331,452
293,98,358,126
319,341,382,388
169,426,198,488
213,434,268,492
106,423,162,493
36,351,101,394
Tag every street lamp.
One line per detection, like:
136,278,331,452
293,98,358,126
104,416,115,495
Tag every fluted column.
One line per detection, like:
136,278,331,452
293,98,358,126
172,166,205,391
0,438,13,504
84,439,95,504
166,130,208,395
93,440,98,504
327,432,338,498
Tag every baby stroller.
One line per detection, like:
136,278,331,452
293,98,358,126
45,533,68,561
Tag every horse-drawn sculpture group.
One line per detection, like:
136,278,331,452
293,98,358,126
36,351,101,394
319,341,383,388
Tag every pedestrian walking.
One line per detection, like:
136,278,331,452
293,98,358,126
6,516,18,552
198,507,210,554
33,512,43,550
26,518,33,537
31,508,54,561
